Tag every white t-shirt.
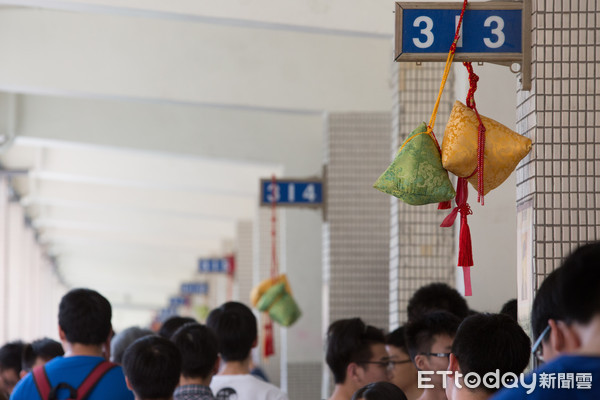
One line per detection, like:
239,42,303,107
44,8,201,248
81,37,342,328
210,374,289,400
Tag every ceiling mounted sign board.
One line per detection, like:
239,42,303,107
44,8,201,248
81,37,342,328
395,1,531,90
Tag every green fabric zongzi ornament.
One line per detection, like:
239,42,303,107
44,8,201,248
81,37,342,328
257,282,302,327
373,122,455,205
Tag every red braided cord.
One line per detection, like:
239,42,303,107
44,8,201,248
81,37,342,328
264,175,278,359
452,0,469,53
270,175,278,279
462,62,486,205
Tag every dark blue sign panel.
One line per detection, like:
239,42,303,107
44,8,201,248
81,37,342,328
170,296,186,307
260,180,323,206
402,9,521,54
158,307,178,321
198,258,229,273
181,282,209,295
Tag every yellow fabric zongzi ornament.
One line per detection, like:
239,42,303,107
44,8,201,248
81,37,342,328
442,101,532,195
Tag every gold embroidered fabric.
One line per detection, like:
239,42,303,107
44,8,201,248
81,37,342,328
250,274,292,307
442,101,532,195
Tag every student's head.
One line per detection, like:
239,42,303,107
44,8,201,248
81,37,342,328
110,327,155,364
171,322,219,382
326,318,389,390
407,283,469,322
499,299,518,321
530,267,566,363
58,288,112,345
0,341,26,395
446,313,530,399
557,242,600,346
385,326,418,394
351,381,408,400
405,311,460,388
21,338,64,377
122,336,181,400
206,302,257,362
158,316,197,339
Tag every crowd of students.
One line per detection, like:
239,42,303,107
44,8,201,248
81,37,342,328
0,241,597,400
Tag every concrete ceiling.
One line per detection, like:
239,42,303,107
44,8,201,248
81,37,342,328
0,0,394,328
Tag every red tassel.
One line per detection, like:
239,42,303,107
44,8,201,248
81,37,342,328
458,215,473,267
463,267,472,296
438,201,452,210
440,207,459,227
263,320,274,358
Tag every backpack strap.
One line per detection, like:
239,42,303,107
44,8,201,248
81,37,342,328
31,360,117,400
32,365,52,400
76,360,117,400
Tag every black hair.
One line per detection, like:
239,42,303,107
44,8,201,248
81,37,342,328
405,311,460,361
407,283,469,322
351,381,408,400
325,318,385,384
385,326,407,353
171,322,218,380
206,302,257,362
559,241,600,324
110,327,155,364
452,313,530,393
531,268,564,340
58,288,112,345
122,336,181,400
21,338,64,372
500,299,518,322
158,316,197,339
0,341,26,374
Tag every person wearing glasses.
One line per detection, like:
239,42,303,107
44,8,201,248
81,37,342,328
492,241,600,399
326,318,391,400
529,265,575,364
405,311,460,400
386,326,423,400
445,313,530,400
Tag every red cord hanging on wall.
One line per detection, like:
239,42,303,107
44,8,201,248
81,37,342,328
262,174,279,358
434,0,479,296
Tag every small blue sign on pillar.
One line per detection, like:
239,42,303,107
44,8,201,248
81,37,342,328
181,282,209,295
259,178,323,208
198,258,229,273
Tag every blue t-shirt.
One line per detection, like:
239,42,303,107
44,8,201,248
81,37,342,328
491,355,600,400
11,356,134,400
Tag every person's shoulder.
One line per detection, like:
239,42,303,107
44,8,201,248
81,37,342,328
10,372,37,400
211,375,288,399
547,354,600,369
91,363,133,399
244,376,288,399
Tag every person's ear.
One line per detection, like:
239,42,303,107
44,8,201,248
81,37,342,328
447,353,459,377
553,320,581,352
414,354,427,371
212,356,221,375
252,338,258,349
19,370,27,379
58,326,66,341
347,362,361,384
547,319,563,352
125,376,133,391
102,327,114,360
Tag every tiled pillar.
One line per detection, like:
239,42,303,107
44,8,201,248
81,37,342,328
515,0,600,326
322,112,392,396
390,63,456,327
